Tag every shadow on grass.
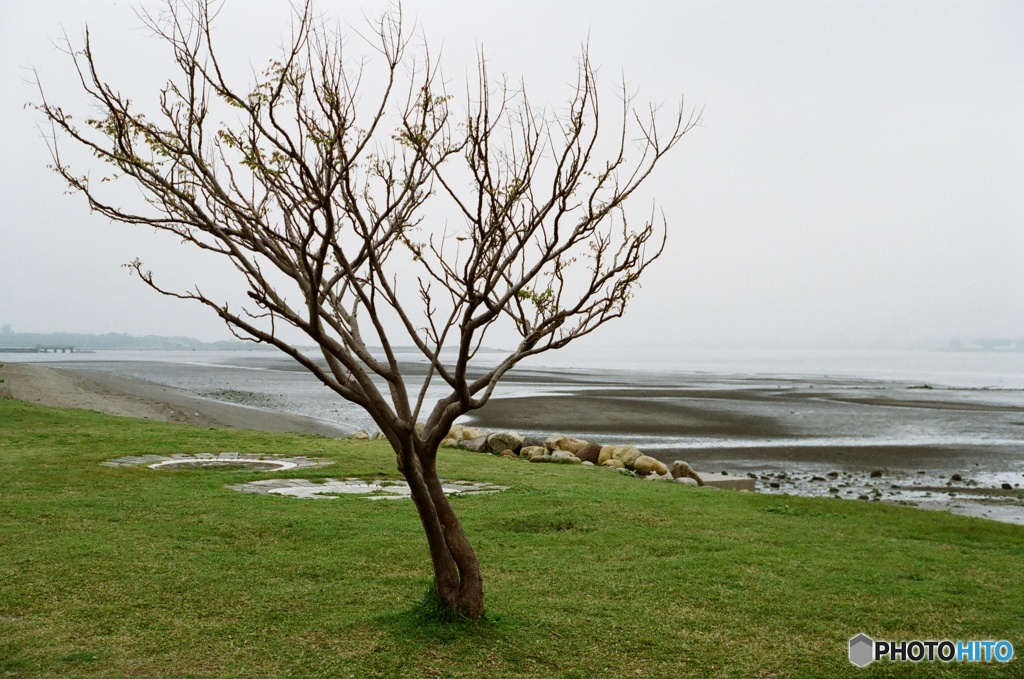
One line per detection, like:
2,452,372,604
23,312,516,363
375,584,507,644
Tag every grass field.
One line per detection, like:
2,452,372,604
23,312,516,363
1,398,1022,677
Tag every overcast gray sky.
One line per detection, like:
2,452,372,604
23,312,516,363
2,1,1022,350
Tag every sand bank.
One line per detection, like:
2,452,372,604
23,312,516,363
0,362,352,438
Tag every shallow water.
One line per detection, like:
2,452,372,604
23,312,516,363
8,347,1024,523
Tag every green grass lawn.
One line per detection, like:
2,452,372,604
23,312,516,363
1,399,1022,677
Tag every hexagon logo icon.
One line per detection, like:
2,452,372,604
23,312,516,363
849,633,874,667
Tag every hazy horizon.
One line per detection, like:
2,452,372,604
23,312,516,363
2,1,1022,351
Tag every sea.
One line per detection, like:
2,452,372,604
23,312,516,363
7,345,1024,523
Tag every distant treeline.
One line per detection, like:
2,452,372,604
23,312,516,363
0,326,251,351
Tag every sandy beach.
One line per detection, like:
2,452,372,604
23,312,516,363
0,362,352,438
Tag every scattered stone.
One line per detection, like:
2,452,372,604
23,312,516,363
769,482,781,489
460,426,486,441
827,471,839,478
858,494,870,501
870,470,883,478
670,460,703,486
458,435,489,453
633,455,669,477
611,446,642,468
545,435,589,454
951,473,963,482
519,446,547,459
576,443,602,465
352,429,371,440
1002,483,1013,490
487,431,524,454
810,476,826,482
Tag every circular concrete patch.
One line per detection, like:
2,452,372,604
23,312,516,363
227,477,508,500
101,452,333,471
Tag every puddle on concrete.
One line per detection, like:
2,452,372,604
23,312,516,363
227,477,508,500
101,452,333,471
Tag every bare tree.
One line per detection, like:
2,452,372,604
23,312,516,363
37,0,697,617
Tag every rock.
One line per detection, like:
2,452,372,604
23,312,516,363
633,455,669,476
440,437,458,448
1002,483,1013,490
675,477,699,486
352,429,371,440
458,435,489,453
447,424,465,440
521,435,546,448
460,427,486,441
500,449,518,459
550,450,582,464
670,460,704,486
487,431,524,454
519,446,547,459
951,473,963,482
545,435,589,454
810,476,826,482
576,443,602,464
373,432,388,440
529,454,551,463
581,461,595,467
769,482,781,489
611,446,642,468
601,459,626,469
598,446,617,466
870,469,883,478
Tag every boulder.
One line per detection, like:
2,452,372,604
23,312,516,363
440,437,458,448
550,450,582,464
612,446,643,469
545,435,589,454
529,454,551,463
519,446,547,459
458,435,489,453
487,431,524,454
352,429,371,440
633,455,669,476
500,449,518,459
601,458,626,469
521,435,547,448
447,424,465,440
576,443,602,464
460,427,486,441
671,460,704,486
675,477,699,486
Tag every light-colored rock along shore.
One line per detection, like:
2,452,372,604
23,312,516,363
351,424,755,491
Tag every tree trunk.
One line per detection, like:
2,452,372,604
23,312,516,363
402,447,484,618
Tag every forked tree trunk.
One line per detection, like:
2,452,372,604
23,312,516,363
401,445,484,618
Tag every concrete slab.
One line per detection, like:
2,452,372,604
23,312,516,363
699,473,756,491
